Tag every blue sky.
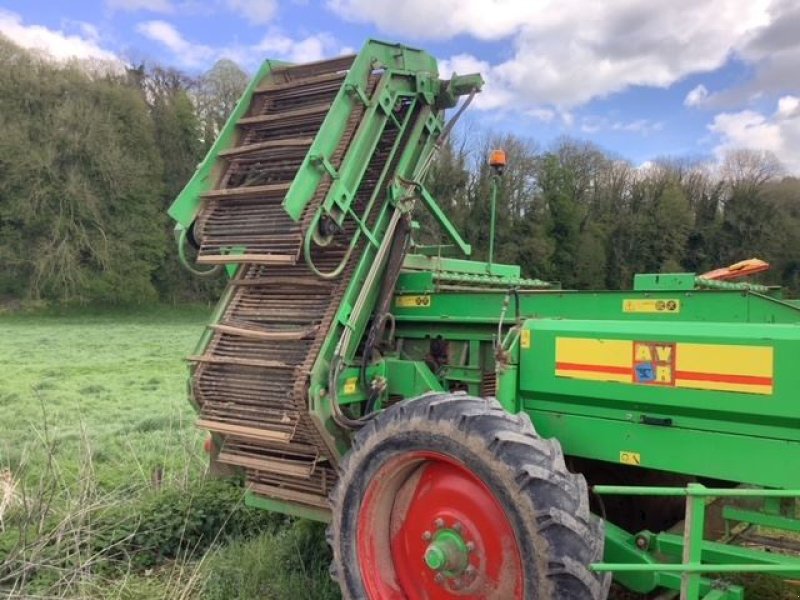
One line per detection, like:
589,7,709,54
1,0,798,172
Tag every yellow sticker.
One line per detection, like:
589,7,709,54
520,329,531,349
620,451,642,466
343,377,358,395
395,295,431,308
623,299,680,314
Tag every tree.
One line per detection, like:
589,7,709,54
195,59,249,147
0,37,165,303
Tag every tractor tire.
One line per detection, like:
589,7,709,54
328,393,610,599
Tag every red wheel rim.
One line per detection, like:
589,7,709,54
356,451,523,599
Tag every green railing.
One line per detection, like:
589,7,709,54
592,484,800,600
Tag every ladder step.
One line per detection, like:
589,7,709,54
197,419,293,443
218,451,316,479
188,355,294,369
212,323,318,341
202,183,290,200
218,137,313,157
238,103,332,126
248,481,329,509
196,253,297,265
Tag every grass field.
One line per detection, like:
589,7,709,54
0,309,796,599
0,307,208,491
0,308,338,599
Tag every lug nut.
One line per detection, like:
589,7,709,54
434,573,444,584
453,522,463,533
466,541,475,553
422,530,432,541
434,518,445,529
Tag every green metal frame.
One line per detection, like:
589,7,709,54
593,485,800,600
169,39,800,599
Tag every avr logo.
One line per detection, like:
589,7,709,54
632,342,676,386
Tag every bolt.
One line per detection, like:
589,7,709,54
422,530,432,541
635,535,648,550
465,541,475,553
434,518,445,529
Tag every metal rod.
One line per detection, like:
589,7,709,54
681,490,704,598
488,173,498,275
593,486,800,497
592,563,800,573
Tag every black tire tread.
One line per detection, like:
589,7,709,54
328,394,611,599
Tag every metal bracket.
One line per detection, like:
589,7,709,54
309,154,339,180
410,181,472,256
344,82,370,107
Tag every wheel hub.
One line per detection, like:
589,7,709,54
356,450,523,599
424,528,469,574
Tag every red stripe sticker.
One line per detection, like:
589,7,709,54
555,362,630,375
674,371,773,386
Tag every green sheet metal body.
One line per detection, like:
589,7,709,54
389,273,800,491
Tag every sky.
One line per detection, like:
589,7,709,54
1,0,799,173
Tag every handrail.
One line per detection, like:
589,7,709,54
591,484,800,600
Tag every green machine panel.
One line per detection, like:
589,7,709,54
518,318,800,488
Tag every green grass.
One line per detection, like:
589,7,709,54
0,307,209,490
0,307,342,599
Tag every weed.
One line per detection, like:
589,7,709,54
202,521,340,600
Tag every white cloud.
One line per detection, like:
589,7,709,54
709,95,800,173
776,95,799,118
255,32,336,63
0,9,118,63
136,20,346,70
581,116,663,136
329,0,777,109
684,84,709,107
136,19,214,67
526,107,556,123
226,0,277,24
106,0,175,12
438,53,511,110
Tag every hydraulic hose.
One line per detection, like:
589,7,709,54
177,226,221,277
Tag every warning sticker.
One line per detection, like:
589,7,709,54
343,377,358,395
623,299,680,314
520,329,531,349
395,295,432,308
620,451,641,466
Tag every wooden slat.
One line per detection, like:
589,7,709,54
232,276,332,288
218,451,315,479
254,71,345,93
211,323,318,341
218,137,312,157
271,55,355,78
196,253,297,265
202,183,289,200
238,103,332,126
248,482,329,509
188,355,293,369
197,419,293,443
